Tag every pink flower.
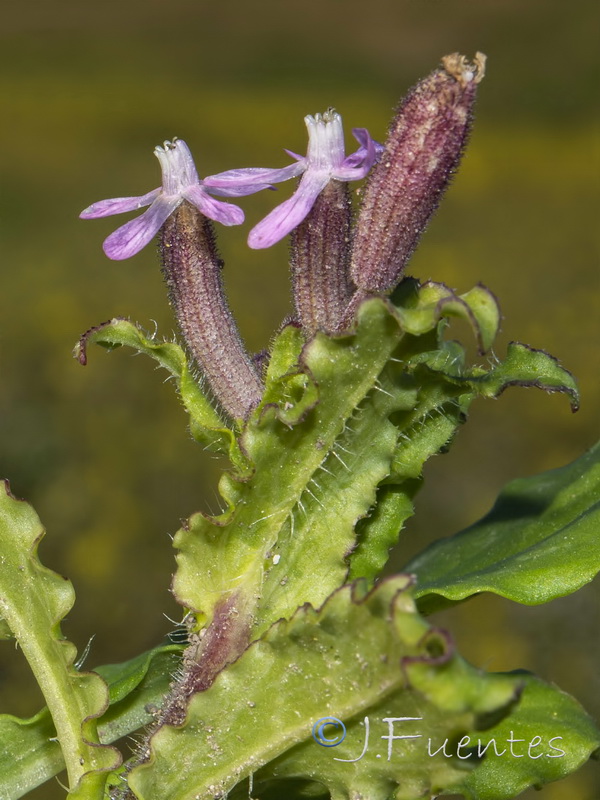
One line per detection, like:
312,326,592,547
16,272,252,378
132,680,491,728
80,139,263,260
205,110,380,249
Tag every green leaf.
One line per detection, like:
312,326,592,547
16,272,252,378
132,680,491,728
348,482,420,581
388,279,500,351
171,280,506,634
0,643,183,799
74,318,249,470
76,288,579,675
457,672,600,800
172,298,417,634
0,481,120,796
127,576,521,800
0,708,63,800
458,284,501,354
348,286,576,585
469,341,579,411
251,675,600,800
406,441,600,613
94,642,183,741
171,280,578,639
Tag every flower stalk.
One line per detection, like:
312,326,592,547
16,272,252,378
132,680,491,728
350,52,486,296
159,201,263,419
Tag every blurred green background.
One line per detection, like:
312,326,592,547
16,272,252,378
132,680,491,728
0,1,598,797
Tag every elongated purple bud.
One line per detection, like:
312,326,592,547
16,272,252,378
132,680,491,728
159,201,263,419
290,179,353,335
350,52,486,294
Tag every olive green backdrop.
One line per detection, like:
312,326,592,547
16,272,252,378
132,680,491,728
0,1,598,797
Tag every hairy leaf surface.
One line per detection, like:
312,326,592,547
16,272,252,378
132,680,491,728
127,577,520,800
172,283,505,634
76,282,578,644
74,318,249,470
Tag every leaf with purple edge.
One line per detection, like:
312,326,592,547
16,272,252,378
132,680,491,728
389,278,501,353
73,318,250,473
476,341,579,410
127,577,521,800
172,297,414,634
171,279,579,637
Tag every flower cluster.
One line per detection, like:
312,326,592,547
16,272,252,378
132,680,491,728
81,111,380,258
81,53,485,419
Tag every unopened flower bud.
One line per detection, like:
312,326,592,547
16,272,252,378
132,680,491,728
351,52,486,294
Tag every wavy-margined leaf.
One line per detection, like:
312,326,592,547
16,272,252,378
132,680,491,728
173,297,408,633
347,292,577,583
240,674,600,800
405,441,600,614
74,318,249,470
391,279,500,354
127,576,521,800
75,283,578,644
456,672,600,800
172,282,501,636
471,341,579,410
0,642,183,799
0,482,120,796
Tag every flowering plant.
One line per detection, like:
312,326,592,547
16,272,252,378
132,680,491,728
0,53,598,800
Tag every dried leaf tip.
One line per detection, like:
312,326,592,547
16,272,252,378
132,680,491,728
441,52,487,87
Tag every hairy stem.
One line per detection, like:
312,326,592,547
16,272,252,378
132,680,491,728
159,201,263,419
290,180,354,334
161,593,252,728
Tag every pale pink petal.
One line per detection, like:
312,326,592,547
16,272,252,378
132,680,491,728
333,128,377,180
79,189,160,219
102,198,179,260
351,129,384,163
204,162,304,196
205,182,274,198
248,171,328,249
184,185,244,226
